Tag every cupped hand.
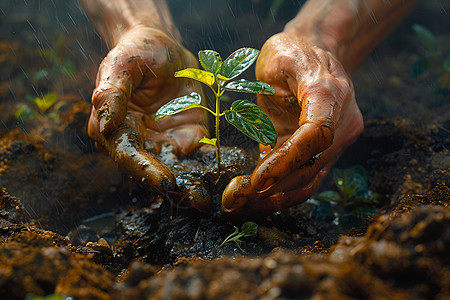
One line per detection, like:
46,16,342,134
222,32,364,216
88,26,208,195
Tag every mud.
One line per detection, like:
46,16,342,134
0,185,448,299
0,1,449,299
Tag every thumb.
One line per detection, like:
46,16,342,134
91,44,146,137
251,55,349,192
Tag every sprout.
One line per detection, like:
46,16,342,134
220,221,258,253
155,48,277,172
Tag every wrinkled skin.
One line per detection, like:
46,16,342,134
88,27,209,197
222,32,364,216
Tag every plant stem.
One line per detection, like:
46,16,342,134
220,226,241,247
215,87,221,173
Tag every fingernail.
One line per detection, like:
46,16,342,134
99,115,111,135
255,177,275,193
222,196,247,212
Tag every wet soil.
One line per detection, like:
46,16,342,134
0,1,449,299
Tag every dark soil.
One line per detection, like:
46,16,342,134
0,1,449,299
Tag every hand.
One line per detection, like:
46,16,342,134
88,27,208,195
222,32,363,216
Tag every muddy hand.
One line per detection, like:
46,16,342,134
101,123,175,194
223,32,364,216
88,27,208,197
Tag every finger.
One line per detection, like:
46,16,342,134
175,174,211,212
222,175,255,213
102,123,176,195
222,155,324,216
143,123,209,156
251,121,333,192
252,56,351,192
246,175,323,216
92,28,181,136
92,46,146,136
223,172,324,217
88,106,101,143
163,124,209,155
101,115,213,210
256,153,324,195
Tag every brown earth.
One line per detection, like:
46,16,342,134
0,1,449,299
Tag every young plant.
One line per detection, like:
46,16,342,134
411,24,450,91
32,34,76,83
314,165,382,226
220,221,258,253
155,48,277,172
15,92,63,121
25,294,69,300
34,92,59,113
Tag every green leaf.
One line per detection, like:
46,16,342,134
35,92,58,112
316,190,343,203
216,74,230,86
411,58,430,78
413,24,437,53
61,60,76,77
199,137,217,147
225,99,277,147
26,294,68,300
240,221,258,237
175,68,215,87
224,79,275,95
40,48,56,61
198,50,222,74
443,56,450,73
154,92,202,120
220,222,258,252
14,105,35,121
311,200,334,219
32,69,49,82
219,48,259,80
332,165,368,200
352,190,380,205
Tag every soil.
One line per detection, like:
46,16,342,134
0,1,449,299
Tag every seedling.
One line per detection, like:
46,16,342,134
32,35,75,83
25,294,70,300
315,165,381,225
411,24,450,91
155,48,277,172
34,92,59,113
15,92,64,122
220,221,258,253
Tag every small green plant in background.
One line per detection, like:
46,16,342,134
33,91,59,113
411,24,450,91
155,48,277,172
314,165,381,226
220,221,258,253
16,35,74,123
15,92,65,122
32,34,75,83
